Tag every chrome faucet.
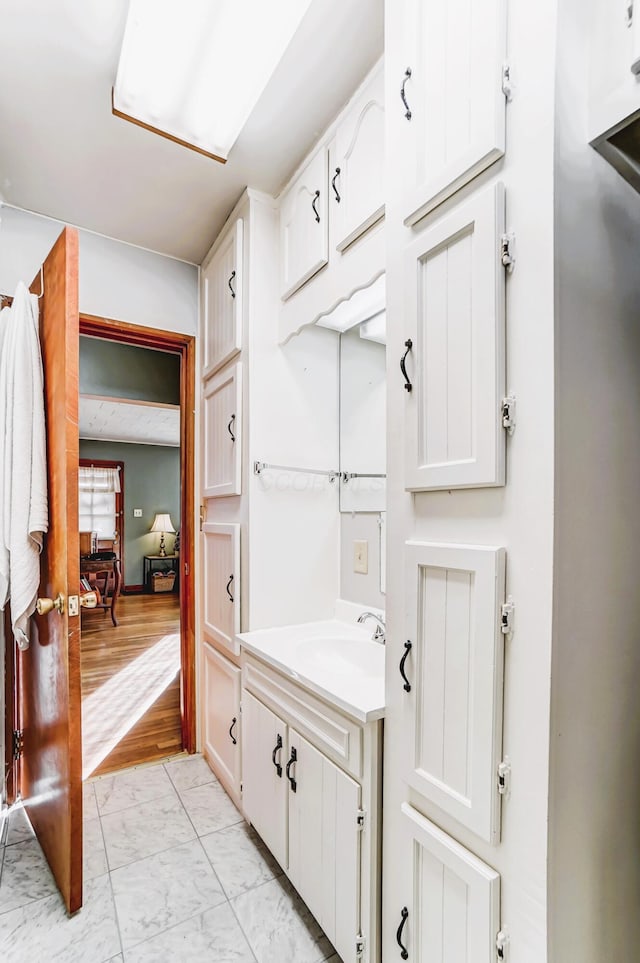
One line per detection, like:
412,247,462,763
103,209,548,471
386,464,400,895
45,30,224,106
357,611,386,644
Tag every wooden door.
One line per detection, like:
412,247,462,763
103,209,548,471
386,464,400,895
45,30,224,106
280,148,329,300
391,0,507,226
392,803,501,963
201,523,240,653
202,219,243,378
241,690,288,868
202,362,242,498
202,642,241,802
403,183,507,491
18,227,82,913
404,542,506,844
287,729,362,963
331,62,385,252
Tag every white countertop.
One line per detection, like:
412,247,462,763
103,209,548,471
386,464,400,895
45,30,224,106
236,603,386,724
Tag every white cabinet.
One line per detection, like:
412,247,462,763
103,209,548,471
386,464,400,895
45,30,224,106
241,690,288,869
202,219,243,377
202,362,242,497
280,148,329,300
403,542,506,844
403,183,507,492
330,62,385,252
391,803,501,963
202,522,240,653
202,642,241,802
389,0,507,226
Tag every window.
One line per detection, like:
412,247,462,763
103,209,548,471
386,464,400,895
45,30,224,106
78,463,123,541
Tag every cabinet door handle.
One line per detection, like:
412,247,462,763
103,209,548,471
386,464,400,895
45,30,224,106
227,413,236,442
312,190,321,223
400,339,413,392
286,746,297,792
332,167,341,203
272,734,283,777
229,717,237,745
397,907,409,959
228,270,236,299
399,641,412,693
226,574,234,603
401,67,412,120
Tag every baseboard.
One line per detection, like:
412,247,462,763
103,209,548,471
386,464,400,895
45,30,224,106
124,584,144,595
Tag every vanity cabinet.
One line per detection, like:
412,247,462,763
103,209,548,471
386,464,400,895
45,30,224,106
280,148,329,300
388,0,507,226
202,218,243,378
202,362,242,497
241,653,381,963
202,642,241,806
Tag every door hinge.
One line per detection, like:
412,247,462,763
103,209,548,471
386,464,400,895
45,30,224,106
356,808,366,831
627,1,634,27
500,233,516,272
356,935,366,958
502,62,514,101
501,395,516,434
501,596,515,635
496,928,510,960
497,759,511,797
184,561,189,577
12,729,24,760
199,504,206,531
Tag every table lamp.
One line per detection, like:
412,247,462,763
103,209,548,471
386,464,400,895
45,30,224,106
150,513,175,557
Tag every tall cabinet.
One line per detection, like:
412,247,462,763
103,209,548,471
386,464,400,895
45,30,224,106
384,0,556,960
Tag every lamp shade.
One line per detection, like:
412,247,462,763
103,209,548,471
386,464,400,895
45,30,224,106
150,513,175,534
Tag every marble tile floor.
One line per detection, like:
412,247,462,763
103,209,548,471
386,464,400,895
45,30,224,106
0,754,343,963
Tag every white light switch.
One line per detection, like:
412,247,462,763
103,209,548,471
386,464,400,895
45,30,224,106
354,540,368,575
133,508,143,517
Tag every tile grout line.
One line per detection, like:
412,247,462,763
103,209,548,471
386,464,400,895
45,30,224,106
96,809,125,961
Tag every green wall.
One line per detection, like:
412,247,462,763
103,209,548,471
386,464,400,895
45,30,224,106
79,439,180,588
80,337,180,405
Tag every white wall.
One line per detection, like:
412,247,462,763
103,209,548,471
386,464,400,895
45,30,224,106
548,2,640,959
340,511,385,610
0,205,198,335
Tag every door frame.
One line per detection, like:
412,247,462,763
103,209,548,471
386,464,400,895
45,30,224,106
79,314,196,753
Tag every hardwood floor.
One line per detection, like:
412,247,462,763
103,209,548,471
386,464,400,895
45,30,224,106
80,593,182,777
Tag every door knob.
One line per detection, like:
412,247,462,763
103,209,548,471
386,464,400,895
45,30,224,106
36,593,65,616
80,592,98,609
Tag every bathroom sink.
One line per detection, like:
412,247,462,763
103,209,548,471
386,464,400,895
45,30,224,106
293,637,384,677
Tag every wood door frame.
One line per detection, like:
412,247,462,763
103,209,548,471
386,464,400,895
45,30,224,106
79,314,196,754
79,457,125,584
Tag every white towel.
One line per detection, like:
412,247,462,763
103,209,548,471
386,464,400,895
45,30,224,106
0,282,48,650
0,303,12,609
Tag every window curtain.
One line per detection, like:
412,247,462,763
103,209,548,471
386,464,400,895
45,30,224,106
78,466,121,493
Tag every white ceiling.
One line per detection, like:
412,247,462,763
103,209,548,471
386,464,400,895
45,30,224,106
79,395,180,446
0,0,383,264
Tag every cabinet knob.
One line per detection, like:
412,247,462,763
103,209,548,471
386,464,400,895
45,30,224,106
228,270,236,299
226,574,234,603
227,413,236,443
311,190,321,223
228,717,237,745
401,67,412,120
399,641,412,693
271,734,283,777
286,746,297,792
400,339,413,393
332,167,341,203
397,906,409,959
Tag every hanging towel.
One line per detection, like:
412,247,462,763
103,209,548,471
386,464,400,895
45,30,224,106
0,282,48,650
0,302,12,609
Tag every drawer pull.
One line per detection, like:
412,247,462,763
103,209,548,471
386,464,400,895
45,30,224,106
400,339,413,392
311,190,321,223
272,734,283,777
228,269,236,298
399,641,412,693
286,746,297,792
227,413,236,442
332,167,341,203
401,67,412,120
229,717,237,745
397,906,409,959
226,574,234,603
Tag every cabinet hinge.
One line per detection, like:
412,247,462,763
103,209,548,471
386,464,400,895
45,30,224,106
500,596,515,635
501,62,514,101
496,928,510,960
501,395,516,434
12,729,24,761
500,233,516,272
497,759,511,797
356,808,366,831
355,935,366,958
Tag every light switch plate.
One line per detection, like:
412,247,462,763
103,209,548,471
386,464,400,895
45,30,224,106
133,508,143,517
354,540,368,575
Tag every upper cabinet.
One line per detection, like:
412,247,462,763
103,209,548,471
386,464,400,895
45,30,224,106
389,0,507,226
330,62,385,253
202,219,243,378
202,362,242,498
280,148,329,300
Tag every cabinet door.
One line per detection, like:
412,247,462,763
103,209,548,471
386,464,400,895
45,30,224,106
288,729,361,963
203,362,242,497
242,690,288,869
202,642,241,797
392,803,500,963
391,0,507,226
403,183,506,491
331,64,385,252
403,542,506,844
202,219,243,378
202,523,240,653
280,148,329,300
